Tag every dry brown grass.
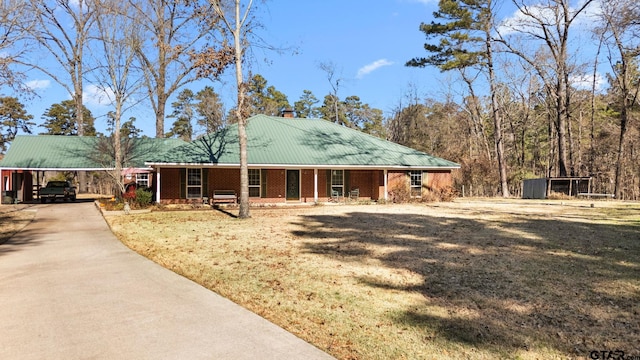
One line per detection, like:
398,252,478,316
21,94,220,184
105,199,640,359
0,206,36,244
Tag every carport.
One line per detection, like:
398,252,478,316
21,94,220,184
0,135,184,204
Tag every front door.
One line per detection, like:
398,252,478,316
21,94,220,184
286,170,300,201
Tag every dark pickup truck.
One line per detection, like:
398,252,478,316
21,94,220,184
39,181,77,203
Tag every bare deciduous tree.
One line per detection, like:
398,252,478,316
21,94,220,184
318,61,346,125
129,0,215,138
89,0,145,198
595,0,640,199
23,0,97,137
206,0,257,219
0,0,33,92
497,0,595,177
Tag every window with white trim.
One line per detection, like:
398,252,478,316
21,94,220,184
187,168,202,198
331,170,344,196
410,170,422,197
248,169,260,197
136,173,149,188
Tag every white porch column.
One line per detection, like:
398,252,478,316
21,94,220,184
155,168,161,204
384,169,388,201
313,168,318,203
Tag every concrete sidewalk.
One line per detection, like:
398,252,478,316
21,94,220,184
0,202,334,359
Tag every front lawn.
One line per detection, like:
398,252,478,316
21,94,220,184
0,206,36,245
105,199,640,359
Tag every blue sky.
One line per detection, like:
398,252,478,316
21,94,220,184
247,0,444,112
19,0,605,137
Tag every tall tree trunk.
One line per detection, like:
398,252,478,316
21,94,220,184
485,11,510,197
589,37,603,177
156,92,167,138
614,101,628,199
74,39,86,193
461,72,492,160
114,104,123,197
556,73,569,177
74,75,84,135
565,71,576,176
155,14,167,138
547,109,555,178
232,0,250,219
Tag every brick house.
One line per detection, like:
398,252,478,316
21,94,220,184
1,115,460,205
146,114,460,204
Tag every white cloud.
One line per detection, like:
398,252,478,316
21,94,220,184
498,4,557,36
26,79,50,91
577,0,604,26
570,72,606,91
356,59,394,79
498,0,602,36
83,84,114,106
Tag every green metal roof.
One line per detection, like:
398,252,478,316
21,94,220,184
146,115,460,169
0,135,185,170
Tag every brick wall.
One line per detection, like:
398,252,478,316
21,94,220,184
377,171,385,199
425,170,453,191
319,170,329,197
348,170,377,200
300,170,314,200
388,170,408,193
209,168,240,195
160,168,181,201
264,169,285,199
159,167,451,204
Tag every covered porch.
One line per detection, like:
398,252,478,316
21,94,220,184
152,165,455,205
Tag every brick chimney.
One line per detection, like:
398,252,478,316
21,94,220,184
281,108,294,118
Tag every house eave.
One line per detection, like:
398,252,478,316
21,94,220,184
0,167,113,171
0,166,154,172
145,162,460,171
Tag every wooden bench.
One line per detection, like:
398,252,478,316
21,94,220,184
211,190,237,204
577,193,615,199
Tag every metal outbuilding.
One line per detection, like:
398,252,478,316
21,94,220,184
522,177,592,199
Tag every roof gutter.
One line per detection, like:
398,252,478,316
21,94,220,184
144,162,461,170
0,167,152,171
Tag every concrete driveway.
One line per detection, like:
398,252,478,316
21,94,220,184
0,202,334,360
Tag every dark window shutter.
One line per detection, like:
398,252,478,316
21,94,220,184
261,169,267,198
202,169,209,197
345,170,351,192
180,168,186,199
326,170,331,196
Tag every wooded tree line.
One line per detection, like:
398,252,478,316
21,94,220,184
0,0,639,201
403,0,640,200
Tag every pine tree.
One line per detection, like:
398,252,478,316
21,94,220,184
195,86,225,134
0,97,34,153
407,0,510,197
166,89,195,141
40,100,96,136
294,90,320,118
